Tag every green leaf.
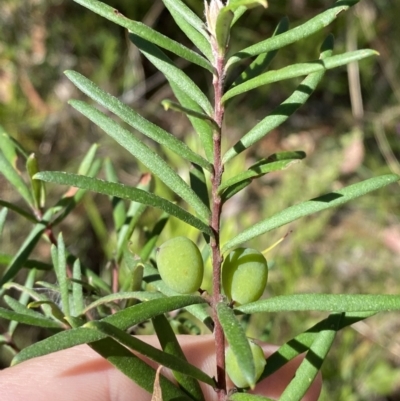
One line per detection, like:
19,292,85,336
53,233,70,317
261,311,374,380
0,150,33,207
169,81,214,163
215,9,234,55
34,172,213,237
72,259,84,317
4,295,48,321
230,17,289,89
0,207,7,236
0,306,63,329
153,314,206,401
51,157,102,227
222,174,400,252
162,99,218,130
65,71,212,173
223,49,378,102
217,302,256,388
223,34,334,163
162,0,213,62
220,151,306,198
129,33,214,117
77,144,99,175
68,100,211,222
89,337,193,401
0,200,37,223
26,153,45,209
73,0,212,72
28,300,67,325
82,291,164,314
190,164,210,210
104,158,126,232
236,294,400,314
6,269,37,335
226,0,268,10
0,253,51,270
0,208,55,287
226,0,360,70
12,295,207,365
278,313,340,401
229,394,273,401
85,321,215,386
116,173,151,260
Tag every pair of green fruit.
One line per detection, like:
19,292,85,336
155,236,269,305
156,237,268,388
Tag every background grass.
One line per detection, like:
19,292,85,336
1,0,400,399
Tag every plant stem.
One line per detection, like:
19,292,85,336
211,53,226,399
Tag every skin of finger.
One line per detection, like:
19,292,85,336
0,335,321,401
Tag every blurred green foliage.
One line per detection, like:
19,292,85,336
1,0,400,399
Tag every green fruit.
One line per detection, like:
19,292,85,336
225,340,266,389
222,247,268,305
156,236,204,294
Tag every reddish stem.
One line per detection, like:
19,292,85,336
210,54,226,400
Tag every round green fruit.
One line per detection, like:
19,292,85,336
225,340,266,389
222,247,268,305
156,236,204,294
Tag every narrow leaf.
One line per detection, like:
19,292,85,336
261,311,374,380
68,100,211,222
85,321,215,386
0,209,55,287
104,158,126,232
54,233,70,317
162,99,218,129
129,33,214,117
77,144,99,175
215,9,234,55
82,291,164,314
236,294,400,314
229,394,273,401
230,17,289,89
223,49,378,102
0,200,37,223
34,172,213,236
190,164,210,210
153,314,206,401
26,153,45,209
0,306,62,329
162,0,213,61
0,150,33,207
220,151,306,195
222,174,399,252
65,71,211,172
0,207,7,236
73,0,212,72
217,302,256,388
72,259,84,316
7,270,36,338
116,173,151,260
226,0,360,69
169,81,214,162
12,295,207,365
89,338,193,401
51,158,102,227
278,313,340,401
223,34,334,163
